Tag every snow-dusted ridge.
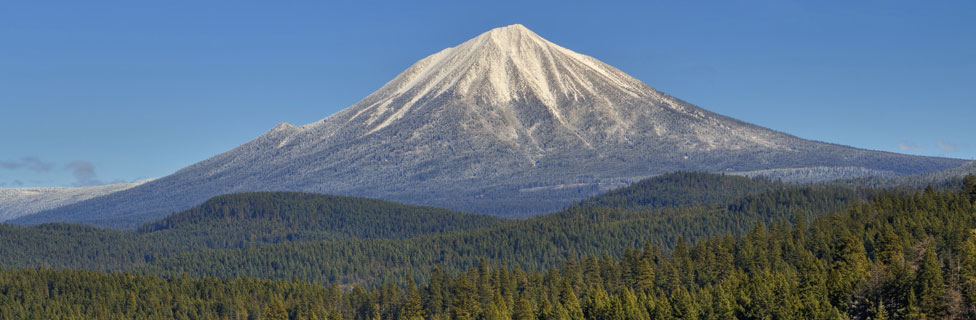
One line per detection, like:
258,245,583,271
12,24,966,229
0,179,153,221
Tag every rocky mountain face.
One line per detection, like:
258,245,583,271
13,24,965,229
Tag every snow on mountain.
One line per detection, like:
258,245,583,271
0,180,151,221
13,24,966,229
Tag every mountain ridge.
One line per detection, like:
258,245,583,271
0,180,152,222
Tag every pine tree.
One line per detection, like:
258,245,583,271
959,230,976,316
512,296,535,320
619,288,648,320
905,290,922,320
916,247,947,318
583,256,602,286
582,284,611,319
451,274,480,320
634,256,655,293
563,256,584,293
708,285,735,320
963,174,976,203
671,238,694,287
559,281,584,319
425,265,446,316
125,291,138,315
263,297,288,320
828,235,869,311
670,286,698,320
873,299,889,320
401,281,424,320
484,292,511,320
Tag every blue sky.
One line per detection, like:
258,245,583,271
1,0,974,187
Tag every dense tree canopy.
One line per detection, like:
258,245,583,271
2,180,975,319
3,173,976,319
0,174,863,286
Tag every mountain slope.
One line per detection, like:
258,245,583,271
0,180,150,221
14,24,964,228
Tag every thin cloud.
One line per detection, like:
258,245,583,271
898,141,923,152
936,139,957,153
0,156,53,172
66,161,104,187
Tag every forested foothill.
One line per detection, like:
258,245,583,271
1,172,975,319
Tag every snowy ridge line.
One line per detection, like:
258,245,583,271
0,179,153,221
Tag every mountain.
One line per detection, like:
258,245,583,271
13,24,964,229
0,180,150,222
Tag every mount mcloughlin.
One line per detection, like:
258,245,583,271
14,24,965,229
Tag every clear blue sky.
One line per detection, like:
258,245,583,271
2,0,974,187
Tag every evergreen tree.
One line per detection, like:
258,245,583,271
484,292,511,320
963,174,976,203
916,247,947,318
451,273,480,320
873,299,889,320
634,256,655,293
401,280,424,320
905,290,922,320
828,235,869,311
959,230,976,317
707,285,735,320
559,281,584,320
582,283,611,319
264,297,288,320
670,286,698,320
512,296,535,320
425,265,446,316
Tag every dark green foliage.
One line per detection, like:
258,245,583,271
139,192,504,249
964,174,976,202
0,192,502,270
577,171,781,211
4,186,975,319
0,177,861,286
0,268,345,319
134,183,859,285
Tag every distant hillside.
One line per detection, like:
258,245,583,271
0,180,149,221
0,172,867,285
0,192,501,270
830,160,976,190
576,171,781,211
137,192,504,250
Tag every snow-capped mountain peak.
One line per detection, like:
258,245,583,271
337,24,652,136
14,24,965,229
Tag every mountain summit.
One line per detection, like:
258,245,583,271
15,24,965,228
346,23,652,138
